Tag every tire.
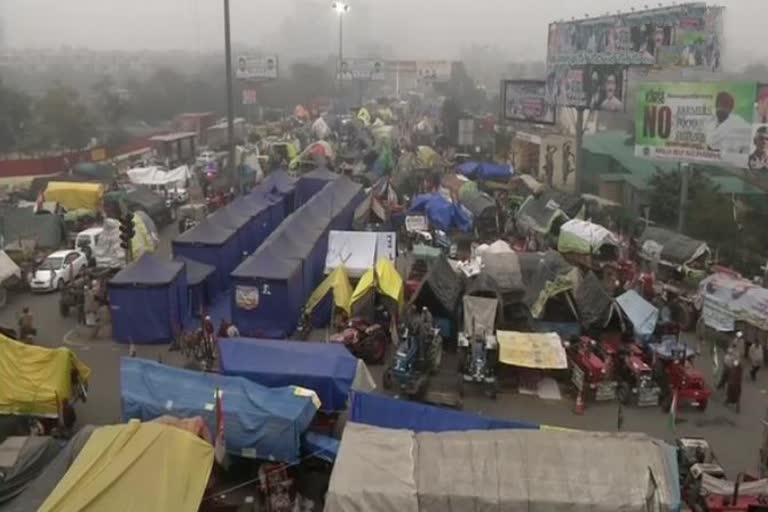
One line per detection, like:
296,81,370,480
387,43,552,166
56,279,64,291
697,399,708,412
485,381,498,400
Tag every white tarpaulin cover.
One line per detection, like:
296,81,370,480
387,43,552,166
616,289,659,339
0,250,21,283
557,219,619,255
462,296,497,337
699,272,768,331
496,331,568,370
325,231,396,278
126,165,190,187
325,423,681,512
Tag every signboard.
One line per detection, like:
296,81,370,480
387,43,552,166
584,65,627,112
338,58,385,81
416,60,451,82
502,80,556,124
547,3,723,70
236,55,279,81
546,67,587,108
404,215,428,232
375,232,397,263
634,81,758,168
242,89,257,105
457,119,475,146
235,286,259,310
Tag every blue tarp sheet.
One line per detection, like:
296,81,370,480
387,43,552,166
350,392,539,432
108,255,187,344
121,358,318,462
176,257,215,317
303,432,339,463
409,193,473,232
219,338,358,412
262,169,297,195
295,167,338,207
172,219,240,292
208,205,252,255
457,161,513,181
616,290,659,341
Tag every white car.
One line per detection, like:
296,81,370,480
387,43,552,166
29,250,87,292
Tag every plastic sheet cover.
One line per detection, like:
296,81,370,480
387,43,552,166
497,331,568,370
121,358,318,462
462,296,498,337
616,289,659,339
557,219,619,255
325,423,681,512
38,421,213,512
699,272,768,331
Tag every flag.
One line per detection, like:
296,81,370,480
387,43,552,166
668,390,678,432
214,388,228,467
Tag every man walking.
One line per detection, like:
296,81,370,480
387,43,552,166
749,341,764,381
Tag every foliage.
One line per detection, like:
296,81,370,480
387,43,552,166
33,84,95,151
0,81,32,153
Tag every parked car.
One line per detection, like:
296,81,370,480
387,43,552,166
29,250,87,292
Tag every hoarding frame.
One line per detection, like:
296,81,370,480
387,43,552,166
501,79,556,125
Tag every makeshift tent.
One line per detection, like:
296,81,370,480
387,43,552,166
0,436,64,506
108,255,188,344
496,331,568,370
456,161,513,181
465,272,505,325
558,219,619,257
172,219,239,292
176,257,215,317
3,427,96,512
38,420,213,512
459,188,497,231
519,251,579,320
295,166,338,207
699,271,768,332
640,226,710,268
305,265,353,327
261,169,297,215
0,334,91,418
0,250,21,284
43,182,104,211
409,193,472,232
226,196,273,252
574,271,623,330
350,392,538,432
126,165,190,187
616,290,659,341
479,251,524,301
325,231,396,278
462,295,498,337
207,204,253,255
121,358,319,462
219,338,375,412
104,186,169,226
516,194,569,235
409,256,462,320
325,423,681,512
263,227,318,302
0,207,65,250
350,258,405,315
231,246,304,339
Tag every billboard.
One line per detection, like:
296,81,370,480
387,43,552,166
242,89,257,105
502,80,556,124
546,67,587,108
338,58,385,81
236,55,279,81
547,3,723,71
416,60,452,82
634,81,758,168
584,65,628,112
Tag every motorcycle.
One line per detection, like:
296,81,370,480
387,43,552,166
329,317,389,365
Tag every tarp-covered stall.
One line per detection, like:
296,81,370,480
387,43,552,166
176,257,216,317
37,420,212,512
305,266,354,328
519,251,580,336
260,169,297,217
0,207,65,251
325,423,681,512
231,246,304,339
350,392,537,433
43,182,104,211
172,219,239,292
219,338,374,413
228,195,274,252
108,255,188,344
616,290,659,342
515,194,570,236
295,167,338,208
574,271,623,331
121,358,319,462
640,226,710,268
0,436,64,506
0,334,91,418
409,256,462,339
207,204,254,256
126,165,190,187
558,219,619,258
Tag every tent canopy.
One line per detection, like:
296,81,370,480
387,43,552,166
350,258,405,312
325,423,681,512
516,194,569,235
519,251,577,318
640,226,710,266
44,182,104,211
324,230,394,278
306,266,353,316
174,219,235,246
219,337,362,412
616,290,659,340
175,257,215,287
558,219,619,256
409,256,462,317
109,254,184,287
126,165,190,187
121,358,319,462
574,271,618,329
456,161,513,181
232,245,302,281
38,421,212,512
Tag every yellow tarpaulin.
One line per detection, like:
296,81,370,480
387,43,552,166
40,420,213,512
44,182,104,211
357,107,371,126
132,213,155,260
416,146,439,168
496,331,568,370
0,334,91,417
350,258,404,310
305,266,353,315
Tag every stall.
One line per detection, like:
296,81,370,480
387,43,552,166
172,219,239,292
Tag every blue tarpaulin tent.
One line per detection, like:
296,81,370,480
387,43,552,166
295,167,338,207
350,392,539,432
261,169,297,216
231,245,304,338
172,219,240,292
457,161,513,181
616,290,659,342
208,204,253,255
229,195,273,252
108,255,188,344
262,228,316,302
121,358,318,462
176,257,215,317
219,338,359,412
303,431,339,463
409,193,473,232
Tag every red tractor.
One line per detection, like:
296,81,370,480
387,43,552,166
601,337,660,407
655,354,711,412
567,337,616,401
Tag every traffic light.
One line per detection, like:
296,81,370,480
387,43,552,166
119,214,135,251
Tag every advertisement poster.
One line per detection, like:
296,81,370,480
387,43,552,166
546,67,587,108
634,81,757,168
338,58,385,81
416,60,452,82
235,286,259,310
547,4,723,70
502,80,556,124
236,55,279,81
584,65,627,112
242,89,257,105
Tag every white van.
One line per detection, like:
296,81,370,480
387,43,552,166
74,227,104,252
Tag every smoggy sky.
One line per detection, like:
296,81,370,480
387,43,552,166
3,0,764,68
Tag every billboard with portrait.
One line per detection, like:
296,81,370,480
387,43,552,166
634,81,757,168
236,55,279,81
750,84,768,171
416,61,452,82
547,3,723,71
546,67,587,108
338,58,385,81
584,65,628,112
502,80,556,124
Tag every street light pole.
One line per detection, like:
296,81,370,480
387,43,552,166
332,2,349,94
223,0,238,193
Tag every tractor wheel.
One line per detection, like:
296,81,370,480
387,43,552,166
485,380,498,400
617,382,632,405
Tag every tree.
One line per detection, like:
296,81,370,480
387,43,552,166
0,82,32,153
34,84,94,150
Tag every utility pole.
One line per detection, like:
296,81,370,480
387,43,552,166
223,0,238,193
574,107,586,195
678,162,689,233
332,2,349,96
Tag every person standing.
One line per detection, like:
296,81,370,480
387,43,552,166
725,359,743,412
717,343,736,390
749,341,764,381
17,307,36,343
